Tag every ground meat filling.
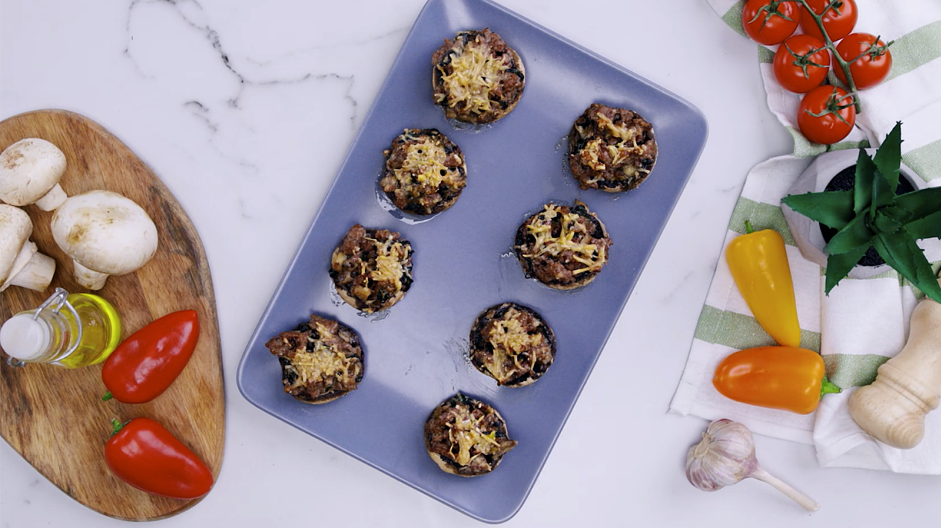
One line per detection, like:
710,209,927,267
470,303,556,387
424,393,517,477
329,224,413,313
569,103,658,192
380,129,467,215
432,29,525,124
514,201,611,289
265,315,364,404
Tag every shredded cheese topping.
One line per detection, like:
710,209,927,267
285,322,355,385
393,133,462,192
367,236,409,287
523,205,606,275
595,112,635,141
447,408,501,466
435,37,506,113
485,308,542,380
576,113,650,182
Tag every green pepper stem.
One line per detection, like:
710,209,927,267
101,391,113,402
745,220,755,234
110,418,124,438
820,375,843,398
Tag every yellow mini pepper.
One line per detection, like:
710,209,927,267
726,221,801,347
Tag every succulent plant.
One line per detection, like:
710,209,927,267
782,122,941,302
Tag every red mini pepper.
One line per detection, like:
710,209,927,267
102,310,200,403
105,417,213,499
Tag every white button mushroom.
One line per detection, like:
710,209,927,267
0,138,68,211
0,204,56,292
50,190,159,290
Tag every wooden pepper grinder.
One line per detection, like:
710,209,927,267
848,274,941,449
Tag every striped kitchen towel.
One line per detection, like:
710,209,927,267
671,1,941,473
670,155,823,445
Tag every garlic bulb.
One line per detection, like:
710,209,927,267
686,419,758,490
686,419,819,512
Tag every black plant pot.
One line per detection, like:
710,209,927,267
818,163,917,267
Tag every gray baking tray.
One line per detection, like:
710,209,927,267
237,0,707,522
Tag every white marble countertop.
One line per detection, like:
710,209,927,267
2,0,939,526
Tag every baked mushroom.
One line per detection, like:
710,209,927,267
424,393,517,477
469,302,556,387
514,201,611,290
432,29,525,124
329,224,413,313
379,129,467,216
568,103,658,192
50,190,158,290
265,314,365,404
0,138,68,211
0,204,55,292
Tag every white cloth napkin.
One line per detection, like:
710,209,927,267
671,0,941,473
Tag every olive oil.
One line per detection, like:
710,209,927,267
0,288,122,368
56,293,122,367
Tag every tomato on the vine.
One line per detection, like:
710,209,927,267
800,0,858,42
773,35,831,93
798,85,856,144
742,0,801,46
833,33,892,89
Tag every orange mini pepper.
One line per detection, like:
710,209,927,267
713,346,842,414
726,221,801,347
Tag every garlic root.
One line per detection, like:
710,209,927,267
750,466,819,512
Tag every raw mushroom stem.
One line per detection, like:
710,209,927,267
0,205,55,292
73,260,109,291
9,250,55,291
1,241,52,292
33,184,67,211
750,466,820,512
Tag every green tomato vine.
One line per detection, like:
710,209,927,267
797,0,861,112
794,0,893,115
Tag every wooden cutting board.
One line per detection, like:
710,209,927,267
0,109,225,521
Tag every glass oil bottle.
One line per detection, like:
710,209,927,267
0,288,122,368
